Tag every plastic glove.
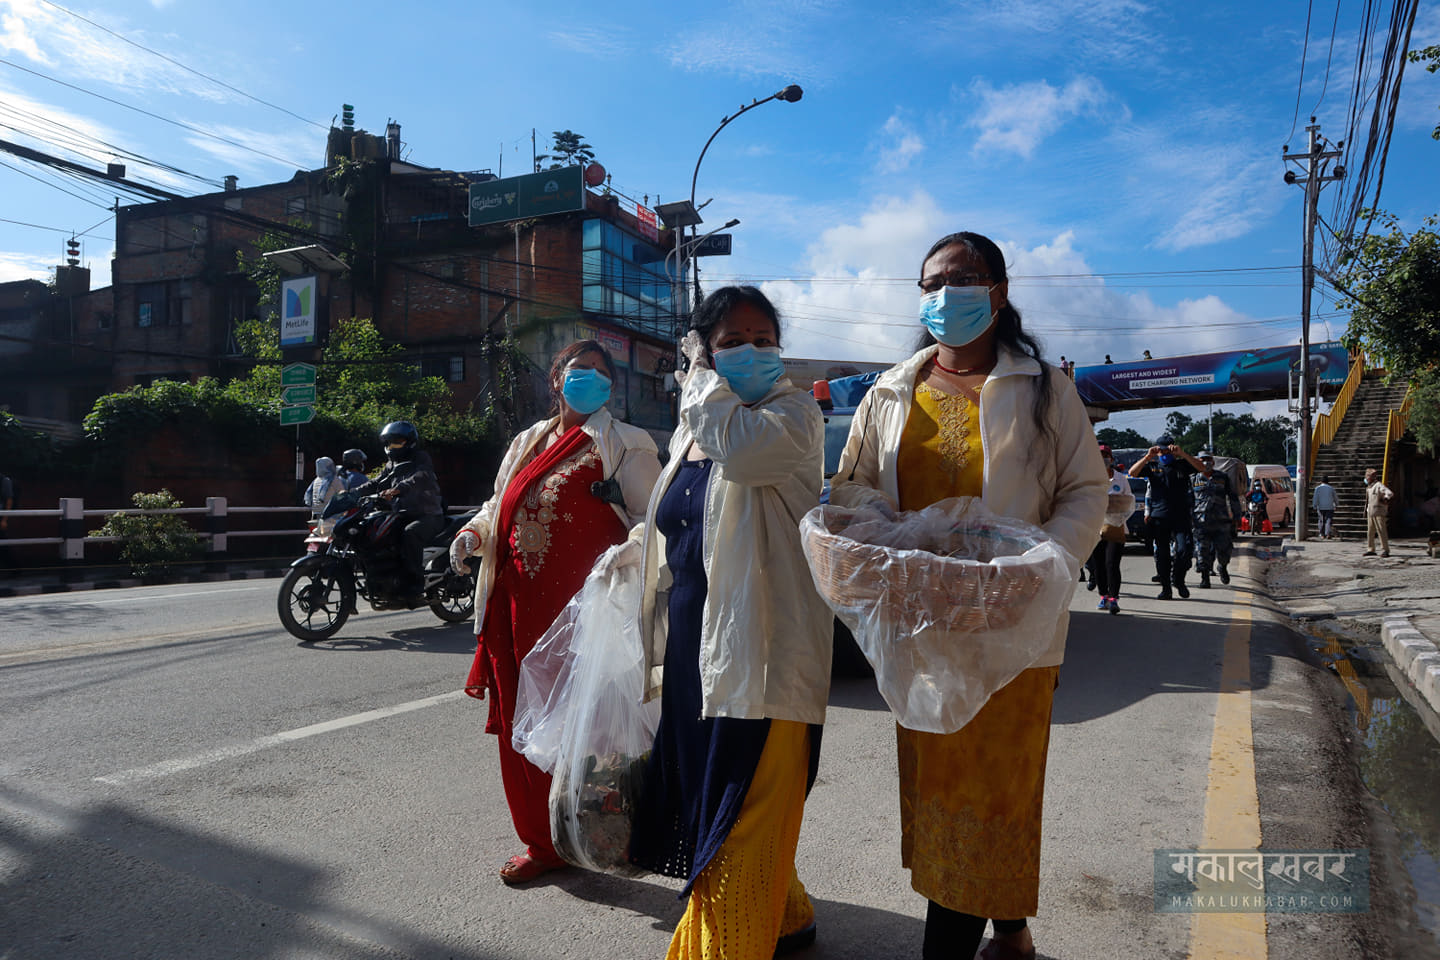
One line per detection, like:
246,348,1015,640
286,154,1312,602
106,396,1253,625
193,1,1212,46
590,539,640,581
680,330,709,373
450,529,481,574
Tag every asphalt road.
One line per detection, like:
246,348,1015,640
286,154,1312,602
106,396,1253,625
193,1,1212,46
0,552,1431,959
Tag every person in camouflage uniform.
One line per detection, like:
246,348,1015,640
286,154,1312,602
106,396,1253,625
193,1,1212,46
1191,450,1242,588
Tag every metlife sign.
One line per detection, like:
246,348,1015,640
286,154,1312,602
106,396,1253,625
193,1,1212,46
279,275,319,347
468,167,585,227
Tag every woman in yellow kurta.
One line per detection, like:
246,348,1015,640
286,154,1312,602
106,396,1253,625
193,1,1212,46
830,231,1107,960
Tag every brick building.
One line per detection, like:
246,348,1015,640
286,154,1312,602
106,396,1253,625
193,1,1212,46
0,121,680,439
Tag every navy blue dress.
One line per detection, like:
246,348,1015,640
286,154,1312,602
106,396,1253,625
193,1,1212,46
629,458,771,893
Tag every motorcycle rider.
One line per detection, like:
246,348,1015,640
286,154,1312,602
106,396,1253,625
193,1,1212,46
1245,480,1269,534
351,421,444,606
339,448,369,491
1191,450,1241,588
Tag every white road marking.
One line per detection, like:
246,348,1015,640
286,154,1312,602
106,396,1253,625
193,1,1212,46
94,690,467,786
30,584,273,606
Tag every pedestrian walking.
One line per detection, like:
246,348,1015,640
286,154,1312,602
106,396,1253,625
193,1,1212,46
1087,443,1133,613
830,230,1107,960
628,287,831,959
1364,468,1394,557
1129,435,1205,599
1312,476,1338,539
1191,450,1240,588
449,340,661,884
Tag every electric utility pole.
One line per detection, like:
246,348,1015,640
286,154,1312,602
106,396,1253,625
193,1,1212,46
1283,118,1344,542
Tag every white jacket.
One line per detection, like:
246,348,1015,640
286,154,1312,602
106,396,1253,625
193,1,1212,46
638,367,833,724
829,344,1108,667
461,407,662,633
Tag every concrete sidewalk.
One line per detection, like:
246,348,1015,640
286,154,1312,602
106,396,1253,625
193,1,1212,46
0,560,290,598
1262,532,1440,724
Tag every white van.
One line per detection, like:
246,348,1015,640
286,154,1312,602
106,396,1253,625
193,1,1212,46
1246,464,1297,528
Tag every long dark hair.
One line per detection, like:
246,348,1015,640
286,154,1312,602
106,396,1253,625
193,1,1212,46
688,285,783,364
915,231,1054,450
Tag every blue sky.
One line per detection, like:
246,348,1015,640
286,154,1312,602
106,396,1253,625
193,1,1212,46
2,0,1437,440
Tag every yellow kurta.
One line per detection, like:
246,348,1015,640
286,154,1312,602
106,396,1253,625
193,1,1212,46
895,381,1060,919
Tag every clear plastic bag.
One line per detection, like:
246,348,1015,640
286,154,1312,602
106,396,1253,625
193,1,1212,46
800,497,1076,734
511,591,584,774
518,544,660,875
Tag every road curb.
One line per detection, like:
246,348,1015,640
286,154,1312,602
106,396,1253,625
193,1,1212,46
1381,614,1440,718
0,567,287,599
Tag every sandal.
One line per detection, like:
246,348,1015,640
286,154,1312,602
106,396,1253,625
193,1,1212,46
499,852,564,885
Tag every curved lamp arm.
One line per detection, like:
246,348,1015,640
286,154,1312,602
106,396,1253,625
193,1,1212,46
689,85,802,208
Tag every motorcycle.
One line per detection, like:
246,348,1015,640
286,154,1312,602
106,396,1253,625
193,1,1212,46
277,491,479,641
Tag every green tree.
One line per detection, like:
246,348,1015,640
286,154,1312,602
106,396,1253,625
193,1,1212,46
1333,211,1440,455
537,130,594,171
1096,427,1151,449
1334,213,1440,375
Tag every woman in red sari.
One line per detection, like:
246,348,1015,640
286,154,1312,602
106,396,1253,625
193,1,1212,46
450,340,662,885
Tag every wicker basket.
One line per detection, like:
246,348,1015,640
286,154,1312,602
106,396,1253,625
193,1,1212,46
804,506,1052,634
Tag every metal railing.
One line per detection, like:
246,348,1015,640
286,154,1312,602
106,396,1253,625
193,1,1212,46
0,497,485,561
1308,350,1366,479
1382,385,1414,488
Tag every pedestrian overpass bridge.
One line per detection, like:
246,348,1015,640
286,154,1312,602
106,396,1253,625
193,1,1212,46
1075,342,1349,414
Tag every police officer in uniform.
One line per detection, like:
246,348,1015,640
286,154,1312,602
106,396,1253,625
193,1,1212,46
1191,450,1241,588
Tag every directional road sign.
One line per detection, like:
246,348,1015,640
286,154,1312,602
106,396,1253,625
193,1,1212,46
279,404,315,426
282,384,317,406
281,362,316,387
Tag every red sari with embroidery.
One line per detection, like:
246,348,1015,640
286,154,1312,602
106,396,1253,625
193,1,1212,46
464,424,629,861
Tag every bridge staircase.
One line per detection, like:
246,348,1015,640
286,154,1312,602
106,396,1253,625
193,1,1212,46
1309,374,1410,540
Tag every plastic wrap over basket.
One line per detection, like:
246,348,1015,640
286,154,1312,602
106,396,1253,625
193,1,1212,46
800,498,1075,734
539,546,661,875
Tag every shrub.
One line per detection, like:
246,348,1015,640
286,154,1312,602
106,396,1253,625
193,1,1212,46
91,489,203,577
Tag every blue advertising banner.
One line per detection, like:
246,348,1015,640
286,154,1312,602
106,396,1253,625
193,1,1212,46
1074,342,1351,407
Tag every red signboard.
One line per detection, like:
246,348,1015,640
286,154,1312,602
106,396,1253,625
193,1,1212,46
636,204,659,243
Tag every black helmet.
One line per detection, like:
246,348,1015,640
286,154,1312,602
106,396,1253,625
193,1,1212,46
342,448,367,471
379,421,418,461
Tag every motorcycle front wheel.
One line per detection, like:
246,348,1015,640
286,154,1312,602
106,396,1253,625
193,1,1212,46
278,565,353,641
429,568,477,623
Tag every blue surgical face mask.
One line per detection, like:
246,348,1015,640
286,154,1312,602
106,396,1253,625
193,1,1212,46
712,343,785,404
1158,454,1174,466
561,367,612,415
919,285,996,347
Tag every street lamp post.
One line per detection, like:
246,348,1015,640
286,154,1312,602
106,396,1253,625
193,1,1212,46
685,85,803,307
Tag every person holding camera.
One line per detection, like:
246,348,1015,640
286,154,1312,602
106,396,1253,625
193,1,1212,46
448,339,661,885
1130,435,1209,600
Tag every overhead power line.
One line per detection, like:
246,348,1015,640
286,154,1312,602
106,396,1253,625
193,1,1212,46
35,0,328,131
0,57,310,169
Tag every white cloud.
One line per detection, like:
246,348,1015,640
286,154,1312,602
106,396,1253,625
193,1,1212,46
876,113,924,173
181,122,325,178
0,249,53,282
0,0,235,102
0,6,47,62
755,192,1282,367
963,0,1161,66
967,76,1109,158
547,27,632,59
